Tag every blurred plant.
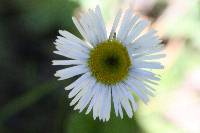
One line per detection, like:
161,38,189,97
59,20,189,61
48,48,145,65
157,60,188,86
165,0,200,49
65,112,143,133
13,0,80,35
0,0,79,132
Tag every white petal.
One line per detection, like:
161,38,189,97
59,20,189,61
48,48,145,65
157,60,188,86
99,86,108,120
134,54,166,60
131,68,160,81
68,77,90,98
85,83,100,114
79,13,97,45
121,15,139,44
116,89,123,119
55,45,88,60
133,36,161,50
118,101,123,119
58,30,92,48
75,78,96,112
114,86,124,118
54,65,88,80
65,72,90,90
53,50,86,60
125,79,149,104
112,86,119,116
70,86,88,106
69,77,95,106
128,74,155,96
125,19,150,45
132,29,161,48
134,61,164,69
117,8,132,41
105,87,111,121
134,29,158,43
109,9,122,39
100,85,111,121
95,5,107,41
133,75,159,86
117,85,133,118
132,68,155,77
92,84,101,119
132,45,165,55
52,60,85,65
143,82,156,91
144,79,159,85
93,84,104,120
72,17,91,43
120,83,138,112
55,37,89,54
87,9,104,44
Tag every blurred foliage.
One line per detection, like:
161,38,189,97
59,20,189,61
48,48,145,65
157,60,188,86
0,0,79,132
66,111,143,133
14,0,80,35
147,0,168,21
160,45,200,90
166,0,200,48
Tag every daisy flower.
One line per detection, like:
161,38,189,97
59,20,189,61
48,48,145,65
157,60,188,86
53,5,165,122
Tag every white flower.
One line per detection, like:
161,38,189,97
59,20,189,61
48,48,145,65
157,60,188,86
53,5,165,122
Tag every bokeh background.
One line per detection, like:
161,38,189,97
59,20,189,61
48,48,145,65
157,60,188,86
1,0,200,132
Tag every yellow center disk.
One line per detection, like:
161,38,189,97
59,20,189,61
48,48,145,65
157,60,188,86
88,39,131,85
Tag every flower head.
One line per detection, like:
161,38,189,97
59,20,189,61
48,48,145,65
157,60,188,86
53,5,165,122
